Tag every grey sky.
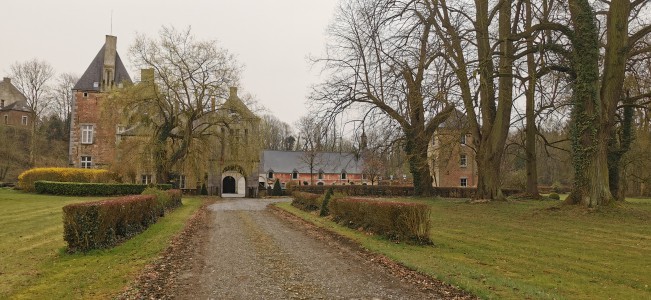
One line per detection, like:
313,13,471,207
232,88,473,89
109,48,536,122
0,0,340,125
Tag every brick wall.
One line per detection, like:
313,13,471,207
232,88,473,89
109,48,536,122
1,110,32,127
69,91,117,168
264,172,364,187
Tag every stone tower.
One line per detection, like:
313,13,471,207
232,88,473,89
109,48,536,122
69,35,131,168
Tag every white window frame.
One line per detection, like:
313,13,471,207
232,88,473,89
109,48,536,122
318,170,324,180
460,154,468,167
80,156,92,169
460,134,467,145
141,174,152,185
460,177,468,187
341,172,347,180
21,116,28,125
292,170,299,180
179,175,186,189
268,170,274,179
81,124,94,144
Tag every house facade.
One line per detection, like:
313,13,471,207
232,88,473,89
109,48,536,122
260,150,364,188
428,110,478,187
0,77,32,128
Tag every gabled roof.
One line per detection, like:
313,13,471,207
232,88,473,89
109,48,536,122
221,87,258,120
73,45,131,91
0,78,27,104
0,100,31,113
261,150,363,174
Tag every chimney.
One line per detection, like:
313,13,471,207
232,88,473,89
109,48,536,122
140,68,154,83
102,35,117,90
229,87,238,98
3,77,10,84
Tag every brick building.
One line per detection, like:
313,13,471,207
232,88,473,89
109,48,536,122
429,110,478,187
68,35,131,168
260,150,364,188
0,77,32,128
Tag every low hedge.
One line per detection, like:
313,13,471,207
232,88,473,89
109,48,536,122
330,198,432,244
292,185,520,198
142,187,183,216
291,191,322,211
34,181,172,196
18,167,113,192
63,195,159,252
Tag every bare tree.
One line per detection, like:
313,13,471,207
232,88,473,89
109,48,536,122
51,73,78,138
122,26,241,183
312,0,454,196
260,114,293,150
10,59,55,166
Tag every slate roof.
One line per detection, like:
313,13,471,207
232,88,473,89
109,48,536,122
0,100,31,112
260,150,363,174
73,45,131,91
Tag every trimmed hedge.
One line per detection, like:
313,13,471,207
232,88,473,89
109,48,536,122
142,187,183,216
34,181,171,196
292,185,520,198
330,197,432,244
18,167,113,192
291,191,322,211
63,195,159,252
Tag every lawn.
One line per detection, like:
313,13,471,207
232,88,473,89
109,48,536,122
277,197,651,299
0,188,203,299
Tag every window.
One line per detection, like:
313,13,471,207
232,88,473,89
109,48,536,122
341,171,347,180
268,170,274,179
1,100,4,108
318,170,324,180
179,175,187,189
21,116,28,125
460,154,468,167
292,170,299,180
81,125,94,144
81,156,92,168
3,115,7,124
116,125,126,142
460,134,467,145
460,177,468,187
83,92,88,98
141,174,152,185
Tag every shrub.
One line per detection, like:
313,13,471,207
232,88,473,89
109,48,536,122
319,188,334,217
329,198,431,244
291,191,322,211
549,193,560,200
272,179,282,196
200,183,208,195
18,168,113,192
63,195,158,252
142,187,183,216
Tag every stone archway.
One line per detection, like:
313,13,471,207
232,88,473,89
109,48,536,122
223,176,236,193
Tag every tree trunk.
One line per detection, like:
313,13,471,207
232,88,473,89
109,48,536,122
525,0,540,197
475,145,505,200
406,130,433,196
566,0,614,207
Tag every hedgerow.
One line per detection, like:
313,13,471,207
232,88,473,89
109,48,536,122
142,187,183,216
18,167,113,192
329,198,432,244
62,195,159,252
34,181,172,196
291,191,321,211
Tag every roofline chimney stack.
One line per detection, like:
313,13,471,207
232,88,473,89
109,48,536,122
3,77,10,84
102,35,117,90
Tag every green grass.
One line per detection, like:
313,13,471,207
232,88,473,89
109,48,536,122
276,197,651,299
0,188,202,299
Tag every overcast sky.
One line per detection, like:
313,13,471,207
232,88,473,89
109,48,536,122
0,0,340,126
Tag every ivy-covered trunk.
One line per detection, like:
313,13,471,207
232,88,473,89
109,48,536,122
566,0,613,207
405,129,434,197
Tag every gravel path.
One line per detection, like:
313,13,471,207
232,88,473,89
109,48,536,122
174,198,441,299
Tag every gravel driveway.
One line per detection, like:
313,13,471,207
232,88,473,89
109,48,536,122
173,197,441,299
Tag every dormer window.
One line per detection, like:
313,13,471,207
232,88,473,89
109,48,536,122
318,169,324,180
341,170,347,180
292,169,299,180
267,170,274,179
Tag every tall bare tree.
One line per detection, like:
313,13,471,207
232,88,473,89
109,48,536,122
122,26,241,183
10,59,55,166
312,0,454,196
51,73,78,138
